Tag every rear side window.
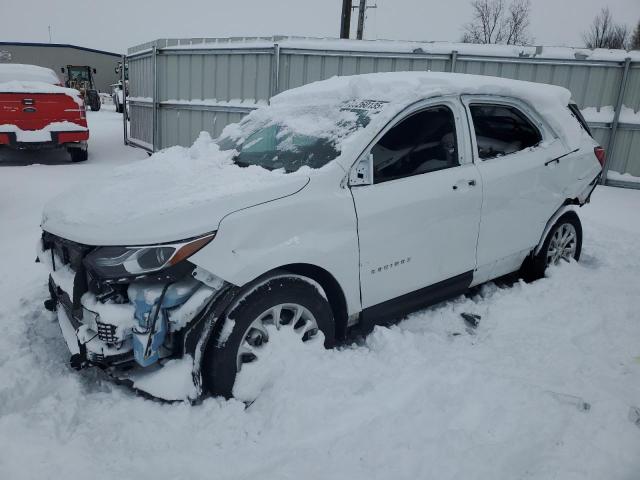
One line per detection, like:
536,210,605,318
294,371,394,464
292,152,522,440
568,103,593,137
469,104,542,160
372,105,459,184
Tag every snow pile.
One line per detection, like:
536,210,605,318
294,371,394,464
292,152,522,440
128,355,198,401
273,72,585,150
582,105,640,125
0,63,61,84
41,131,311,245
607,170,640,184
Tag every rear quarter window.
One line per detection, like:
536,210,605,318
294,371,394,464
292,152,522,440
469,104,543,160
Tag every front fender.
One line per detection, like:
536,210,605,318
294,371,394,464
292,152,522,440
188,175,361,316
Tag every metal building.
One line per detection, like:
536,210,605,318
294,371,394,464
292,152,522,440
125,36,640,188
0,42,121,93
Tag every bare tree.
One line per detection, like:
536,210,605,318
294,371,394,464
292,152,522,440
631,20,640,50
504,0,531,45
462,0,532,45
583,8,629,49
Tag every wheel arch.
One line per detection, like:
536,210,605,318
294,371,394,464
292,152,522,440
533,204,581,256
272,263,350,341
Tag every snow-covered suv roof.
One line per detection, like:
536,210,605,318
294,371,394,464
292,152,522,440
272,72,583,148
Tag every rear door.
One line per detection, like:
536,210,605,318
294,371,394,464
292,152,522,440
462,96,569,274
350,98,482,311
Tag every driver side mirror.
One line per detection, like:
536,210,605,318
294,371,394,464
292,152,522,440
60,67,65,73
349,153,374,186
93,68,97,74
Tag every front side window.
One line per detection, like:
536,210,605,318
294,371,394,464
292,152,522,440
372,106,459,184
469,104,542,160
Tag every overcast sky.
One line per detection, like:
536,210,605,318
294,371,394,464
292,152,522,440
2,0,639,53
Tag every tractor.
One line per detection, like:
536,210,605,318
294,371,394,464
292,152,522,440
60,65,101,111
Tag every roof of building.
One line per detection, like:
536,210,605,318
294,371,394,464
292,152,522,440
0,42,121,57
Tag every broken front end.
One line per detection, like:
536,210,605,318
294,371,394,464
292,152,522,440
39,231,235,401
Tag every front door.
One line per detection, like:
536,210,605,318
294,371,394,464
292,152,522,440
350,101,482,312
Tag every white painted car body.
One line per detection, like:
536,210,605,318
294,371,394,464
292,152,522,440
40,72,602,399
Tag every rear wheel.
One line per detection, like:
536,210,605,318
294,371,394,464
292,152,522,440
68,148,88,162
203,274,335,399
521,211,582,281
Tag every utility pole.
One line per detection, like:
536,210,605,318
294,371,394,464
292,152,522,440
48,25,52,43
340,0,352,39
356,0,367,40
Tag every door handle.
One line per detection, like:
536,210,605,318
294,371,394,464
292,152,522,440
452,179,477,190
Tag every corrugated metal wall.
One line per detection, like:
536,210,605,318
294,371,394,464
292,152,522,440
125,37,640,186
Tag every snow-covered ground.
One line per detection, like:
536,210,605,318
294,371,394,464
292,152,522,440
0,107,639,479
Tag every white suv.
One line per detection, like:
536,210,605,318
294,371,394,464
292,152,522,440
39,72,603,400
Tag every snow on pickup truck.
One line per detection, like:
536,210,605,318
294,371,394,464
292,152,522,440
0,64,89,162
38,72,603,401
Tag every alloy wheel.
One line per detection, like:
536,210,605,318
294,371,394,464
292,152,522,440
546,223,578,266
236,303,319,371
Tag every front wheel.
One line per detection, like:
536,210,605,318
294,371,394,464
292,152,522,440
522,211,583,281
202,274,335,399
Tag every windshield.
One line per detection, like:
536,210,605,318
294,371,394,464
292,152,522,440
216,100,387,173
69,67,90,81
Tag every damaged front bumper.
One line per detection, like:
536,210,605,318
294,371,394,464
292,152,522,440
40,232,235,401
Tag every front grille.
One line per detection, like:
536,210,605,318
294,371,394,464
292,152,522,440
96,321,118,344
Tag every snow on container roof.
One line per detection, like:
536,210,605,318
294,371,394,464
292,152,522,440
129,35,640,62
270,71,584,150
0,63,61,84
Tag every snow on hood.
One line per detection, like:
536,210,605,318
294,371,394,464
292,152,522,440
41,132,310,246
272,72,584,149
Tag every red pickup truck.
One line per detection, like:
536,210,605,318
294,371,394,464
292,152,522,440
0,64,89,162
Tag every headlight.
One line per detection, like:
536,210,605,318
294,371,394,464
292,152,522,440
85,233,215,278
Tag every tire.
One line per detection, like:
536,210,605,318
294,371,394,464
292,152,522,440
88,91,101,111
68,148,88,162
203,274,335,399
521,211,583,281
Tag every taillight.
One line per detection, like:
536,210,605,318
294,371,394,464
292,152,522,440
594,146,606,168
80,103,86,119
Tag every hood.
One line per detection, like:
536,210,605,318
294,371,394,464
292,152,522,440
42,133,310,246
